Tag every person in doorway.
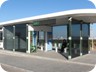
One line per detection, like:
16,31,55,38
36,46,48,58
61,39,67,53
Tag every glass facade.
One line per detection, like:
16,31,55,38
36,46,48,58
4,24,27,52
71,24,80,58
67,19,90,59
38,31,45,46
53,25,67,39
30,31,37,52
0,31,2,41
2,18,90,59
82,24,89,54
53,25,68,56
15,24,27,52
4,26,14,50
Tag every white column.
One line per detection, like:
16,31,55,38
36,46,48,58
27,31,30,53
54,43,58,52
13,26,15,52
45,32,47,52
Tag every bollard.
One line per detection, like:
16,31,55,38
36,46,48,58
41,45,43,51
54,43,58,52
13,49,15,52
64,48,67,53
58,43,61,48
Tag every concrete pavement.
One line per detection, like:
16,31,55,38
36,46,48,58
70,51,96,64
0,50,96,72
1,63,33,72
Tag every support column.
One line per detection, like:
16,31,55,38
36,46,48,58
2,27,5,50
13,26,15,52
68,17,72,59
26,24,31,53
27,31,31,53
45,32,47,52
88,24,90,54
80,22,83,56
26,24,28,53
91,23,94,50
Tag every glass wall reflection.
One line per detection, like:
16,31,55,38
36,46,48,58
15,24,27,52
82,24,89,54
67,19,90,59
4,26,14,50
53,25,68,58
71,24,80,58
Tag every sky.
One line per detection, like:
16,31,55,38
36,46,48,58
0,0,95,22
0,0,96,38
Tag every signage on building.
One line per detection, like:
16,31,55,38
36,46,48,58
32,21,40,26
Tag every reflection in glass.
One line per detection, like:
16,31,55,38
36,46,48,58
0,31,2,41
82,24,89,54
39,31,45,46
4,26,14,50
71,24,80,58
15,24,27,52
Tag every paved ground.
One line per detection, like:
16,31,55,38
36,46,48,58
0,50,96,72
32,50,67,60
1,64,32,72
71,51,96,62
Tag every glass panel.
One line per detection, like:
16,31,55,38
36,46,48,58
39,31,45,46
71,24,80,58
26,25,28,51
15,24,27,52
53,26,67,39
47,32,52,51
0,31,2,42
4,26,14,50
53,25,68,58
30,31,37,52
82,24,89,54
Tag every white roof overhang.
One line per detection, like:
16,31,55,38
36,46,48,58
0,9,96,26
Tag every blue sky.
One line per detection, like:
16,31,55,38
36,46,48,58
0,0,95,22
0,0,96,38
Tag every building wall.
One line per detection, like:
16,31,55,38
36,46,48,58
67,18,90,59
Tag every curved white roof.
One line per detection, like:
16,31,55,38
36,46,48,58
0,9,96,26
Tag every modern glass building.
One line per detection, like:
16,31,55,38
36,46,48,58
0,9,95,59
